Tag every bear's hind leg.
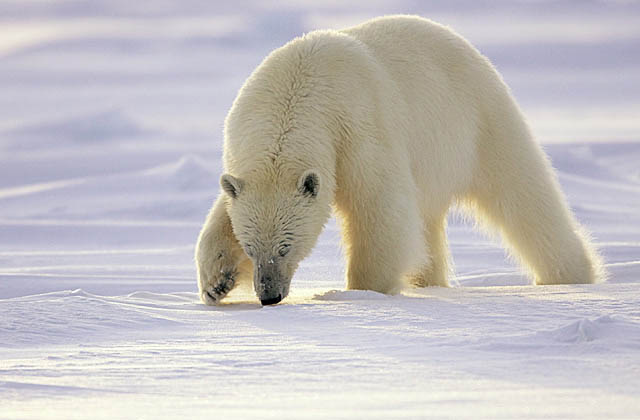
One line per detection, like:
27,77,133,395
469,132,604,285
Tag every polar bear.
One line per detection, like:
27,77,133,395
195,15,604,305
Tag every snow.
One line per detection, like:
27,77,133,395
1,1,640,418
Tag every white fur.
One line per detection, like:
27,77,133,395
196,15,605,305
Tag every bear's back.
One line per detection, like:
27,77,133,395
223,15,505,182
340,15,498,110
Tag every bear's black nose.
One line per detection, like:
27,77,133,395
260,294,282,306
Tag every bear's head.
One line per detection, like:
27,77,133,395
220,169,328,305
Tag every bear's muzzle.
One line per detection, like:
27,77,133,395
254,259,288,305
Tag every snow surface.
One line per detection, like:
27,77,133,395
1,1,640,419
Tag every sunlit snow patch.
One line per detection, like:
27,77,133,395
313,289,390,301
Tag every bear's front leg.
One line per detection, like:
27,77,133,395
195,194,248,305
337,180,426,294
334,151,429,295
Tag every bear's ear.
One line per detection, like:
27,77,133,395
220,174,244,199
297,170,320,198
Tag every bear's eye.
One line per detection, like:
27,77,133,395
278,244,291,257
244,244,254,258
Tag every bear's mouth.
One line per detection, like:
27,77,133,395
260,294,283,306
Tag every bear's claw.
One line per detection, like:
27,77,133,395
201,272,236,305
204,290,218,304
201,270,236,305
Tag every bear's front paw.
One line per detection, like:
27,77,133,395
197,249,239,305
200,270,236,305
